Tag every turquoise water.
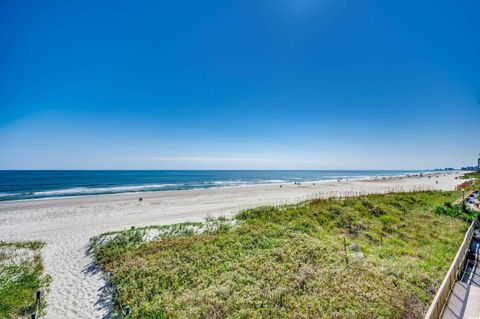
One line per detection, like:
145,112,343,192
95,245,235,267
0,170,423,201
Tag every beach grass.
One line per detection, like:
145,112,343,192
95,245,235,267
91,185,479,319
460,171,480,180
0,241,50,318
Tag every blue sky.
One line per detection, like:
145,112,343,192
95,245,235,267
1,0,479,169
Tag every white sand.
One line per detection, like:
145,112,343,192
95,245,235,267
0,172,465,318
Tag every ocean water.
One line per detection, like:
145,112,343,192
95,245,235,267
0,170,423,202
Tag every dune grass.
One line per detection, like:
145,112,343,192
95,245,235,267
0,241,50,318
92,188,477,319
460,171,480,179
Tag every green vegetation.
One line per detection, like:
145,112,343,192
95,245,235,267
435,202,479,221
92,188,476,319
460,171,480,180
0,241,45,251
0,241,50,318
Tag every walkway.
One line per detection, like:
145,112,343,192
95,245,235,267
442,229,480,319
453,190,474,205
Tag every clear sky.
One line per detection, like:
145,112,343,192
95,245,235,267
1,0,479,170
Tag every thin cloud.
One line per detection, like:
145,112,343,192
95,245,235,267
131,156,286,164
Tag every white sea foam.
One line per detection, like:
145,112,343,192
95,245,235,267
1,180,290,200
211,180,247,185
31,184,177,196
0,193,20,197
264,179,288,183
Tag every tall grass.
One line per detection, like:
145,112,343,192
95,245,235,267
460,171,480,180
92,190,473,319
0,241,50,318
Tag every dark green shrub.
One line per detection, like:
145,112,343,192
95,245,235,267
435,202,478,222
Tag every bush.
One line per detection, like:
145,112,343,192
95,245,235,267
435,202,478,222
379,215,400,232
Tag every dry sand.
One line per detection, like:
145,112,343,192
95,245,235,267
0,172,465,318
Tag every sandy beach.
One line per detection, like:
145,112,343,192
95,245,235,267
0,172,465,318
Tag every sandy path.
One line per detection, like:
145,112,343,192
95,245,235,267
0,172,464,318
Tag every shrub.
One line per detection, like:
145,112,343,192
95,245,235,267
435,202,477,222
379,215,400,232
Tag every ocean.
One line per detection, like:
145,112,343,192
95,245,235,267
0,170,423,202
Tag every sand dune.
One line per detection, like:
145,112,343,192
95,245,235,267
0,172,464,318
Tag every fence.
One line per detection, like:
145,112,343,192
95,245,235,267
424,220,476,319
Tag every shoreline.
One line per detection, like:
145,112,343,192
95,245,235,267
0,171,465,318
0,170,456,206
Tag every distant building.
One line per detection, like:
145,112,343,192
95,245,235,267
461,154,480,171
